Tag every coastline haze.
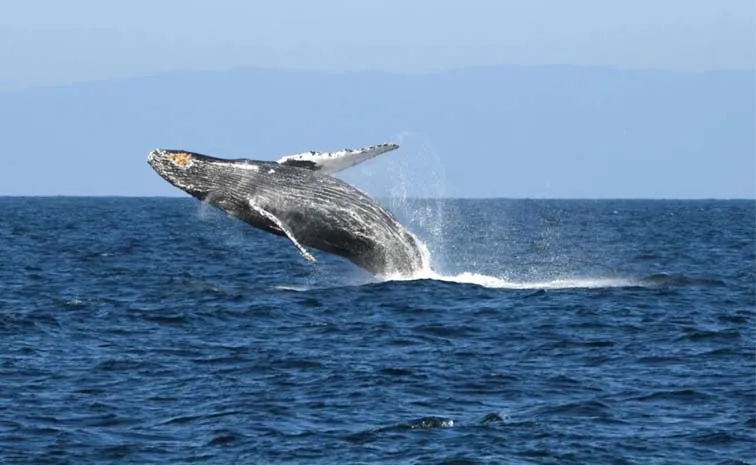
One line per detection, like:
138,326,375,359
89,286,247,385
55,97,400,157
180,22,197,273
1,0,753,91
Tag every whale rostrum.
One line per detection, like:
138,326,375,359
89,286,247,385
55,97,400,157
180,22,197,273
147,143,428,276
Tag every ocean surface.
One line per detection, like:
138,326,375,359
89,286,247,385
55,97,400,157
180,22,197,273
0,197,753,464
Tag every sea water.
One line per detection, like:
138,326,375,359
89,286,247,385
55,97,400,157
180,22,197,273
0,197,753,464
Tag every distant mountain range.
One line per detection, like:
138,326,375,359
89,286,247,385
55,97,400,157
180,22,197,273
1,65,753,197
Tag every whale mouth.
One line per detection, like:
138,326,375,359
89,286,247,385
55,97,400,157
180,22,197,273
146,149,168,171
146,149,160,164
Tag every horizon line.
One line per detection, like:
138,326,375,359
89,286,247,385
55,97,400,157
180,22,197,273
2,62,754,95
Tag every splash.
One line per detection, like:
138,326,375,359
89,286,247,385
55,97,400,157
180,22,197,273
382,263,641,290
369,133,650,290
386,230,643,290
382,132,448,272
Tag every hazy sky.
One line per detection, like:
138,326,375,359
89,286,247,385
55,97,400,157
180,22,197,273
1,1,753,198
1,0,754,90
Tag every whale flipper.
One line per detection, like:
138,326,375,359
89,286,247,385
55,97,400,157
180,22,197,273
276,143,399,175
247,200,316,264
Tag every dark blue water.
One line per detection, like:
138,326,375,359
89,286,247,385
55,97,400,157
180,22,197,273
1,198,753,464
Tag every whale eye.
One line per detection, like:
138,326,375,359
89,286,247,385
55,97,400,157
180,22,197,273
168,152,194,168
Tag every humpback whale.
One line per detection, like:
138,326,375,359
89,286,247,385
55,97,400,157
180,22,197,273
147,143,428,276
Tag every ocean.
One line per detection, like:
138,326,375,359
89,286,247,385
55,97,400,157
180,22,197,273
0,197,753,464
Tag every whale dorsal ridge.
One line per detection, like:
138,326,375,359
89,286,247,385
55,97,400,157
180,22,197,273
276,143,398,175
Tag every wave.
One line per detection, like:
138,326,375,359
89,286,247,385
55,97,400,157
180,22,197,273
385,228,722,290
381,267,723,290
276,270,719,292
383,268,642,290
346,412,515,443
271,234,721,292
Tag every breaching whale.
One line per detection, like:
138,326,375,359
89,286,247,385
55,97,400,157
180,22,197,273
147,143,428,276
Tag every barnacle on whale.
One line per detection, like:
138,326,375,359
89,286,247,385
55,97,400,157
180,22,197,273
168,152,194,167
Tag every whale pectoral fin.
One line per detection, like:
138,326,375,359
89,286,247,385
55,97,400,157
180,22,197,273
276,143,399,175
247,200,316,264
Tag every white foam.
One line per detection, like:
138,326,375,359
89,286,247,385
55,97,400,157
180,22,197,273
401,271,639,289
276,271,639,293
382,262,640,290
274,285,312,292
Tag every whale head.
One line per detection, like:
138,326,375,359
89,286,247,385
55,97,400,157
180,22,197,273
147,148,261,201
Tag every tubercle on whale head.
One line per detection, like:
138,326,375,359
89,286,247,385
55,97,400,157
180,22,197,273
148,148,241,172
147,148,222,199
147,148,209,168
147,148,263,202
147,148,258,171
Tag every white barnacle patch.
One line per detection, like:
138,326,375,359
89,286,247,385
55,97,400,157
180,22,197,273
236,163,259,171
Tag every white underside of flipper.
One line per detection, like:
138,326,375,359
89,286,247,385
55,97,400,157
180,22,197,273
276,143,399,175
248,200,316,264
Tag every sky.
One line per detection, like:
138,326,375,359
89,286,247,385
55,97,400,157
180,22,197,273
1,0,753,91
0,1,754,198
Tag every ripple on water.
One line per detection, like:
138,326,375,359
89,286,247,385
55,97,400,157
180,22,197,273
1,198,753,464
